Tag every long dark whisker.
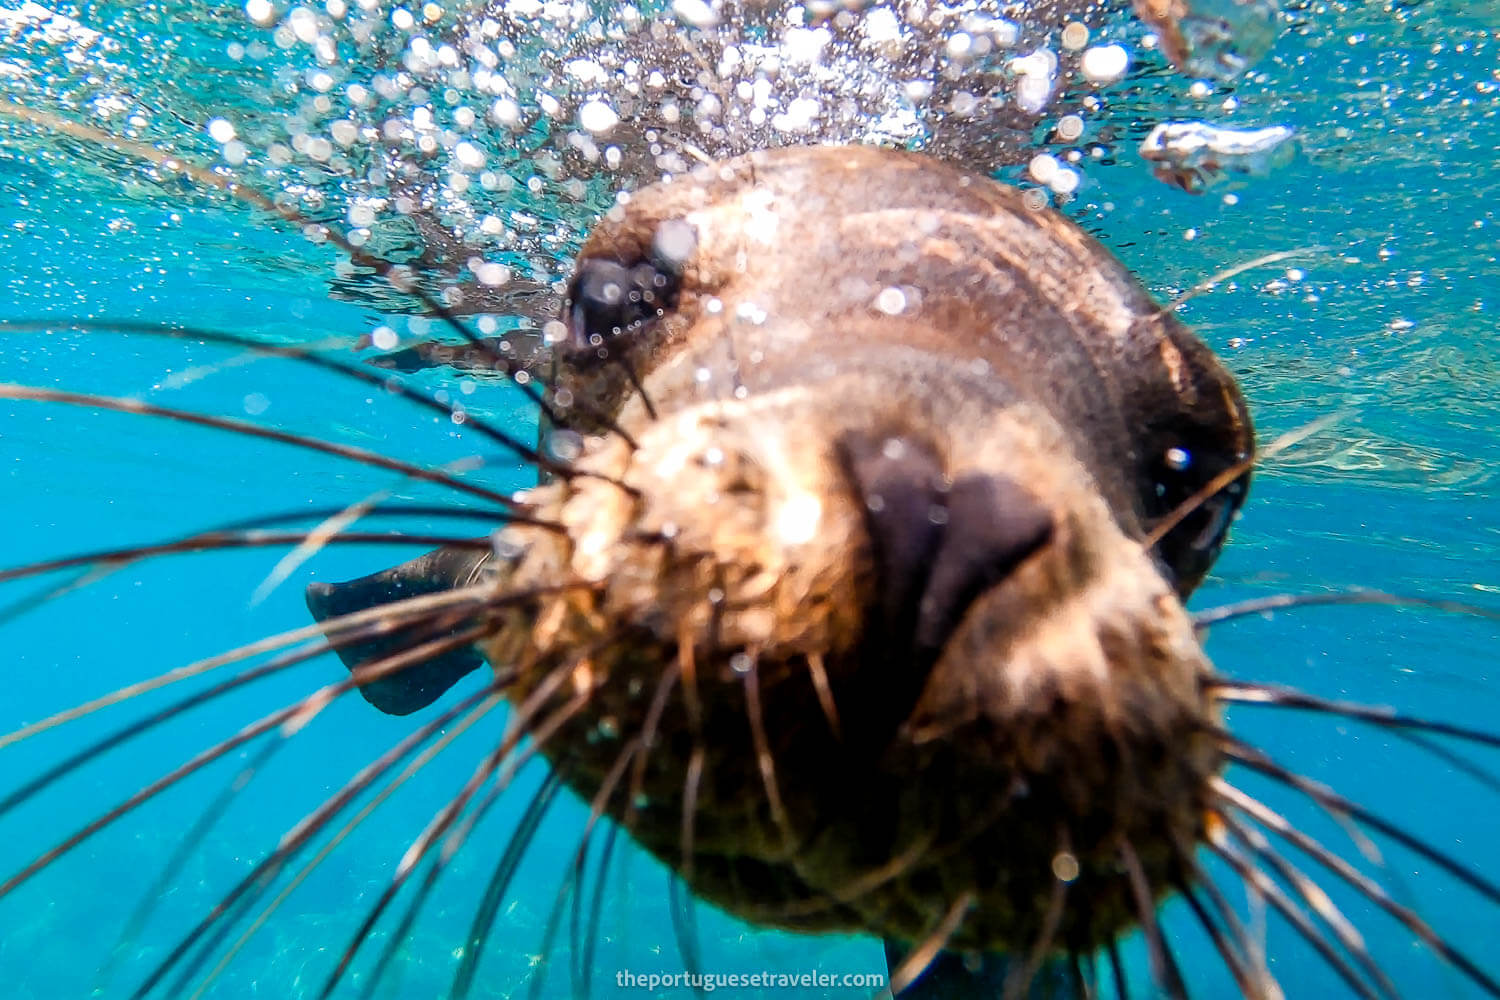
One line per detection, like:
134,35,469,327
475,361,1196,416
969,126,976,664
1175,878,1261,999
1117,841,1187,1000
0,506,514,625
124,628,503,999
624,659,682,828
0,319,556,479
1205,820,1380,1000
1209,680,1500,750
742,654,794,851
0,592,489,819
1220,734,1500,908
435,770,564,1000
0,102,646,458
0,531,490,587
0,383,524,506
667,872,704,995
191,688,511,1000
0,584,491,751
321,654,594,998
1218,809,1398,1000
525,842,583,1000
617,354,658,420
1076,953,1097,1000
96,739,286,995
1185,854,1280,999
215,503,519,532
1213,777,1500,997
578,822,622,998
1004,859,1068,1000
566,739,643,999
1106,940,1129,1000
0,616,493,904
1193,591,1500,630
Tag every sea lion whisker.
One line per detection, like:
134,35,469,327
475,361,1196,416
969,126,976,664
1192,590,1500,630
804,652,842,740
1175,877,1265,999
883,891,975,997
1205,821,1382,1000
0,383,526,506
0,531,492,589
0,584,490,751
1106,939,1131,1000
439,769,566,1000
1217,808,1400,1000
219,503,525,531
1213,777,1500,997
562,738,643,999
1182,852,1281,999
1072,952,1097,1000
1209,680,1500,750
666,872,706,995
1,620,495,902
131,648,505,1000
0,601,482,820
741,653,795,851
1118,840,1189,1000
320,653,594,997
0,319,547,484
1002,854,1070,1000
172,698,506,999
1158,247,1327,316
92,739,286,995
678,742,706,880
523,840,586,1000
1220,735,1500,908
0,103,646,461
624,659,683,828
190,688,508,1000
576,822,622,999
247,474,494,607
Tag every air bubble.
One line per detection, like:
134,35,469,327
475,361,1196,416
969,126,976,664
578,98,620,134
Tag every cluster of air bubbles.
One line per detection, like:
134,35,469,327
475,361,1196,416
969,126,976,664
207,0,1226,292
4,0,1305,323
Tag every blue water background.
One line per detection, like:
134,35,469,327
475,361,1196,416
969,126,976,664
1,1,1498,997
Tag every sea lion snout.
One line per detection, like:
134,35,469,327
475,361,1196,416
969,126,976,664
479,382,1222,951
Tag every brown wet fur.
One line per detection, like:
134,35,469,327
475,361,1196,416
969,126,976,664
479,145,1255,955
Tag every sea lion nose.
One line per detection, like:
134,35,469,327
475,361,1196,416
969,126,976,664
837,432,1054,657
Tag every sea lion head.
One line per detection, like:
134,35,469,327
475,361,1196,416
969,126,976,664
491,143,1256,955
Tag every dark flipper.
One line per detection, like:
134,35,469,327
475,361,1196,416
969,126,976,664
304,545,492,716
884,940,1080,998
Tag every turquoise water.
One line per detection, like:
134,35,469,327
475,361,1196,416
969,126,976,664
1,0,1498,997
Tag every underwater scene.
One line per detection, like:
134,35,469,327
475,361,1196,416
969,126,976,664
0,0,1498,997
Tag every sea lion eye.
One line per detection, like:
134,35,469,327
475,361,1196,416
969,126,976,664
562,221,692,363
1148,440,1249,595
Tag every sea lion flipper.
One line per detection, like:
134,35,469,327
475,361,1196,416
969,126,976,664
304,545,491,716
882,940,1076,998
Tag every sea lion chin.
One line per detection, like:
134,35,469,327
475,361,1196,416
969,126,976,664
315,143,1256,965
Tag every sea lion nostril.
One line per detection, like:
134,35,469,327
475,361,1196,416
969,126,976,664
912,472,1053,651
837,432,949,637
837,432,1054,658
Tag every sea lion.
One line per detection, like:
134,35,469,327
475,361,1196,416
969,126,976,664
308,143,1256,993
